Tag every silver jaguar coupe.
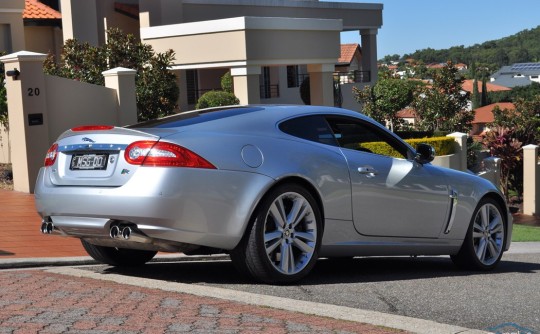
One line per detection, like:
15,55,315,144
35,105,512,283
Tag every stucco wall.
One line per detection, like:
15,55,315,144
340,83,363,112
24,26,63,59
45,75,118,142
0,0,25,52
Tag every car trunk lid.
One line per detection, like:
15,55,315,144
48,127,168,187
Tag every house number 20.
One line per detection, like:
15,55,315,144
27,88,40,96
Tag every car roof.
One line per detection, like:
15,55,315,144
131,104,368,128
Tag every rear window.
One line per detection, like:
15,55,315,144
129,107,263,129
279,115,338,146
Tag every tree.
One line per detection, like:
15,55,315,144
492,96,540,144
43,28,179,122
482,128,523,200
481,76,488,106
483,96,540,199
220,71,233,93
471,77,480,109
353,75,416,130
412,61,473,133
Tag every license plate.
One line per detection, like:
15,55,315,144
70,153,109,170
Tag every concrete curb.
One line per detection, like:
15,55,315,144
48,266,488,334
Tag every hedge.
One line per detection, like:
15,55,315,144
356,136,455,158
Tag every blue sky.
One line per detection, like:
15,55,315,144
335,0,540,58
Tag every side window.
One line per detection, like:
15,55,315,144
326,116,411,159
279,116,338,146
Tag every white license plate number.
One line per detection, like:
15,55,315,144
70,154,108,170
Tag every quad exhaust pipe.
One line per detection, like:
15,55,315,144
109,224,150,243
40,220,55,234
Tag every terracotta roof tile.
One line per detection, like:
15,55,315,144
23,0,61,19
473,102,515,124
338,43,360,65
462,79,511,93
396,108,417,119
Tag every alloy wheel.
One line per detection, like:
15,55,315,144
263,192,318,275
472,203,504,266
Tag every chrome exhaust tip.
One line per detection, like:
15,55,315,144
40,221,54,234
121,226,132,240
109,223,151,243
109,225,120,239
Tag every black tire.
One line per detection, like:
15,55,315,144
451,198,506,270
230,183,322,284
81,239,157,266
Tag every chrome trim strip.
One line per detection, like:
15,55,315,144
58,144,128,152
444,189,458,234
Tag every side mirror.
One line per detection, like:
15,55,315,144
415,143,435,164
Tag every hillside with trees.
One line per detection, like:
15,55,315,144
382,25,540,72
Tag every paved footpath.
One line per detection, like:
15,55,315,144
0,268,401,334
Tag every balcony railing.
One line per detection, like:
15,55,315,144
334,70,371,84
260,84,280,99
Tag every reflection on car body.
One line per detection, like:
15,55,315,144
35,105,512,283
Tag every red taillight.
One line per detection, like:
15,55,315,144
44,143,58,167
71,125,114,131
124,141,216,169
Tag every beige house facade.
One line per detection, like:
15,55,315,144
2,0,384,192
3,0,383,112
0,0,26,52
58,0,383,111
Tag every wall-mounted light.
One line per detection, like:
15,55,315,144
6,68,20,80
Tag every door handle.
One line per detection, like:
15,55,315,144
358,166,378,177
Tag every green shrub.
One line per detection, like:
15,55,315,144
43,28,179,122
196,90,239,109
405,137,455,156
355,136,455,158
220,72,233,93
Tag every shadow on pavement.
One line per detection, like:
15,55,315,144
89,255,540,285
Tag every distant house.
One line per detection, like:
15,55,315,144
23,0,62,59
426,63,445,69
490,62,540,88
454,63,468,71
396,107,417,126
336,43,362,73
335,43,369,84
471,102,515,137
461,79,511,94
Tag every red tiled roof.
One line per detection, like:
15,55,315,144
462,79,511,93
23,0,61,19
426,63,445,69
473,102,515,124
396,108,417,119
338,43,360,65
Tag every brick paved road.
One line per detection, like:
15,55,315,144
0,269,401,334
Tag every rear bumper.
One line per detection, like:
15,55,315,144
34,167,274,250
